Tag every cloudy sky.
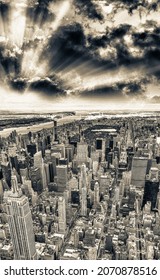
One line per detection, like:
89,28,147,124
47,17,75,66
1,0,160,111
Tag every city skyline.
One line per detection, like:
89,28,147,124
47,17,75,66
1,0,160,262
0,113,160,260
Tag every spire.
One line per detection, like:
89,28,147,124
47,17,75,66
11,174,18,193
9,157,18,193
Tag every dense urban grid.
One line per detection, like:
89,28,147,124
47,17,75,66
0,113,160,260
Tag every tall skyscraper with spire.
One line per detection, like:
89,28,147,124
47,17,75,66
4,173,37,260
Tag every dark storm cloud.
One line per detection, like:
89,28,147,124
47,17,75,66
0,1,9,18
74,0,104,21
43,23,89,71
108,0,160,14
28,0,54,10
29,77,66,97
131,25,160,77
144,48,160,78
0,41,22,77
0,1,10,33
27,0,55,26
1,0,160,101
24,0,160,87
0,47,21,76
122,81,146,97
110,24,131,39
133,29,160,48
87,35,108,49
80,79,148,98
116,44,135,66
87,24,141,69
87,21,160,76
80,85,120,98
0,56,21,76
45,22,117,72
35,0,54,7
6,74,66,96
44,23,135,73
9,78,28,92
88,25,131,49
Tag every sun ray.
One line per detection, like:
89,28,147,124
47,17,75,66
0,0,160,110
9,0,28,47
21,0,71,78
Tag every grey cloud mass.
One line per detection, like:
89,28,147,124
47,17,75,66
0,0,160,102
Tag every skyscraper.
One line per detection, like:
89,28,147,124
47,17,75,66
94,182,100,206
143,167,159,209
34,151,47,190
65,145,74,163
56,165,68,192
80,164,87,216
76,141,88,165
1,152,11,188
81,187,87,216
34,151,43,169
131,157,148,187
58,197,66,233
0,167,3,202
27,143,37,157
96,138,105,161
53,120,58,142
79,163,88,192
30,166,43,193
4,175,37,260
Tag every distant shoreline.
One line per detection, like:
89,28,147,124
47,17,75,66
0,115,82,137
0,121,54,137
0,111,160,137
